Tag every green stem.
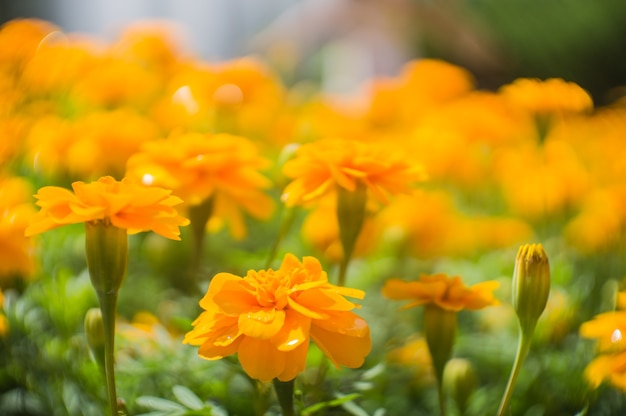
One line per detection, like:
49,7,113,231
337,247,353,288
187,196,215,287
497,329,533,416
98,291,120,416
265,207,296,269
273,379,296,416
336,184,366,287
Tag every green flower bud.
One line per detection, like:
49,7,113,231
443,358,478,415
85,220,128,296
84,307,105,368
512,243,550,336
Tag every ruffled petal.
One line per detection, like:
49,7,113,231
238,307,285,339
276,340,309,382
271,310,311,351
238,337,286,382
310,323,371,369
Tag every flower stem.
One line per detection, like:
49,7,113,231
265,207,296,269
273,379,296,416
187,196,215,288
336,183,366,287
497,328,533,416
97,291,120,416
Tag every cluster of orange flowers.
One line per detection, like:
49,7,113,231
3,17,626,399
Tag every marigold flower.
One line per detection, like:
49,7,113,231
126,132,274,239
382,273,500,312
281,138,426,207
499,78,593,115
25,176,189,240
184,253,371,382
0,176,37,280
0,18,59,72
580,290,626,392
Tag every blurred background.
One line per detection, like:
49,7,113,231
2,0,626,103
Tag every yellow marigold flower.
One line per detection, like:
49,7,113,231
382,273,500,312
0,18,59,72
580,311,626,354
0,176,36,279
184,253,371,382
72,53,161,107
25,176,189,240
26,110,159,180
499,78,593,115
281,138,426,207
126,132,274,239
21,35,100,96
583,352,626,391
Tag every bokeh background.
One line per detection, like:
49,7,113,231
2,0,626,104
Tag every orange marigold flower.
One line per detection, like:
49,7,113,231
580,311,626,354
583,352,626,392
126,132,274,239
499,78,593,115
281,138,426,207
580,291,626,391
382,273,500,312
0,176,37,280
25,176,189,240
183,253,371,382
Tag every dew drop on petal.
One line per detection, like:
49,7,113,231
611,329,622,343
142,173,154,186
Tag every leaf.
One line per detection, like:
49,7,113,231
301,393,361,415
172,385,204,410
136,396,186,411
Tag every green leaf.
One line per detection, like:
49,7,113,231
172,385,204,410
136,396,186,411
301,393,361,415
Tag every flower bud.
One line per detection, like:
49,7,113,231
84,307,105,368
512,243,550,335
85,220,128,296
443,358,478,414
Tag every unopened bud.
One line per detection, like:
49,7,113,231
512,244,551,335
84,308,105,368
443,358,478,414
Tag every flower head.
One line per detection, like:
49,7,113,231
184,253,371,382
512,243,551,334
382,273,500,312
25,176,189,240
499,78,593,116
126,132,274,239
580,298,626,391
281,138,426,207
0,176,37,280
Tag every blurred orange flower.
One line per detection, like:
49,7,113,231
0,288,6,336
382,273,500,312
281,138,426,207
183,253,371,382
0,176,36,280
580,305,626,392
25,176,189,240
26,110,159,180
0,18,59,73
499,78,593,116
126,132,274,239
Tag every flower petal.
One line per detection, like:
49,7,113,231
238,337,286,382
310,322,371,369
238,307,285,339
